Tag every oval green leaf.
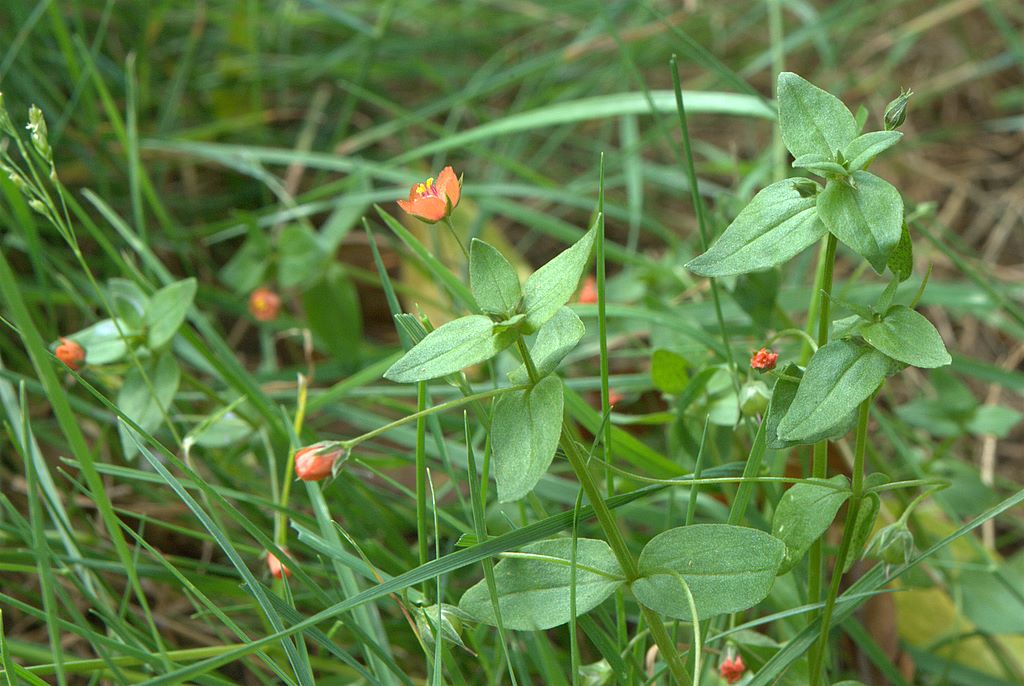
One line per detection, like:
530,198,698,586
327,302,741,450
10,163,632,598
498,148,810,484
818,171,903,273
459,538,624,630
523,225,596,330
508,307,585,384
764,363,858,449
860,305,951,369
632,524,784,621
686,178,827,277
842,130,902,171
771,475,850,574
492,375,564,502
470,238,522,317
777,339,893,442
383,315,515,383
777,72,858,159
145,278,197,349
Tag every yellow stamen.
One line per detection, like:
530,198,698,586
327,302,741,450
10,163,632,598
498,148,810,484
415,183,426,195
425,177,434,189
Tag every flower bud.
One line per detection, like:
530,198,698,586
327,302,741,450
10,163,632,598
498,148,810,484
266,550,292,579
868,521,914,566
884,89,913,131
750,347,778,372
55,337,86,371
739,380,771,416
719,655,746,684
294,442,347,482
415,604,470,652
248,287,281,322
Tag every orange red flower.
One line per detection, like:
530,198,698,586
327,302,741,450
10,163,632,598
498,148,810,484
719,655,745,684
55,337,85,370
397,166,461,223
249,287,281,322
578,275,598,304
750,347,778,372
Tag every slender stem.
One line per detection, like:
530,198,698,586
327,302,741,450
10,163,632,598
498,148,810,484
346,385,522,449
809,396,871,685
805,233,838,621
443,216,469,259
415,382,429,590
276,374,309,547
768,0,786,183
513,338,690,684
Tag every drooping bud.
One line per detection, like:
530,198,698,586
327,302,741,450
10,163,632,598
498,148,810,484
750,347,779,372
868,521,915,566
266,550,292,579
884,89,913,131
414,604,471,652
294,442,348,482
55,337,86,371
248,287,281,322
719,655,746,684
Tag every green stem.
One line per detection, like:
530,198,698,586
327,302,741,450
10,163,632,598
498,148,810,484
809,396,871,685
805,233,838,621
346,385,522,449
415,382,429,592
443,216,469,259
514,338,691,684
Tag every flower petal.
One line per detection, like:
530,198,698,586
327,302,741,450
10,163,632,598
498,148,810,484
437,166,460,208
400,196,447,222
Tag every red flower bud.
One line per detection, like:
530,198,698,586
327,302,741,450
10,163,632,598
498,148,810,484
578,275,598,304
719,655,745,684
55,337,86,370
294,443,346,482
750,347,778,372
267,550,292,579
249,287,281,322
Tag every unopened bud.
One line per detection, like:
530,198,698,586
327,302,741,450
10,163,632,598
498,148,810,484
266,550,293,579
719,655,746,684
884,89,913,131
415,604,470,652
28,199,48,215
868,521,914,566
750,347,778,372
294,442,348,481
55,337,86,371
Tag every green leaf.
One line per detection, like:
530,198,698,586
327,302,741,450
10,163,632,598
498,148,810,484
961,553,1024,634
508,307,585,384
771,475,851,574
860,305,951,368
843,130,902,171
777,340,892,442
651,349,689,394
966,405,1024,438
458,538,623,630
107,278,150,329
144,278,196,349
523,225,596,330
277,224,327,290
817,171,903,273
843,492,880,574
685,178,827,277
303,267,363,368
219,227,271,294
383,315,515,383
68,318,133,365
791,153,848,177
764,364,858,448
117,353,180,460
777,72,858,159
632,524,784,621
470,238,521,317
887,223,913,282
492,375,564,502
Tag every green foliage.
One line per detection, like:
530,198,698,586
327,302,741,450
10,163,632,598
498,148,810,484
383,315,517,383
522,225,596,330
459,539,623,630
491,375,565,503
817,171,904,273
860,305,951,368
631,524,785,621
771,476,850,574
470,238,522,317
507,307,585,384
777,72,858,158
116,353,180,459
650,348,689,394
144,278,196,349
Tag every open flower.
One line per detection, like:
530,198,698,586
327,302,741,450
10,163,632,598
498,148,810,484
719,655,745,684
267,550,293,579
750,347,778,372
249,287,281,322
397,166,461,223
294,442,347,482
55,337,85,371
